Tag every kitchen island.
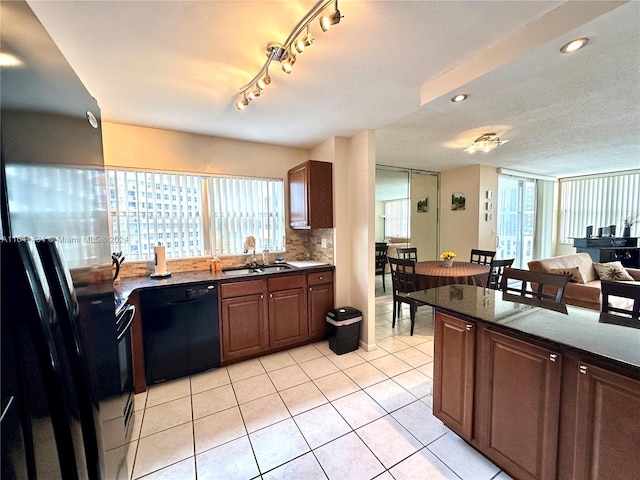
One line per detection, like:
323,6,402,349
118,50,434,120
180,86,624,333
408,285,639,480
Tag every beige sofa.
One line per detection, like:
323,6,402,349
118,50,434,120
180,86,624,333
528,252,640,310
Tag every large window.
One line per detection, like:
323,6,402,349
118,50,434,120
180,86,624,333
559,171,640,243
108,169,284,260
384,199,410,238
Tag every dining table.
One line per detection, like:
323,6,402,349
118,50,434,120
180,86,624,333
414,260,490,290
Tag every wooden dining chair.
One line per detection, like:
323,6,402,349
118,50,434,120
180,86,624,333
600,280,640,326
388,257,419,335
501,267,569,313
375,242,389,292
470,249,496,265
397,247,418,261
486,258,515,290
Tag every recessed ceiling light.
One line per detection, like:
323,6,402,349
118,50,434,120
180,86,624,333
0,52,23,67
560,37,588,54
451,93,468,103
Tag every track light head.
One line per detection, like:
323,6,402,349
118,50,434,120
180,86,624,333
256,71,271,90
320,9,342,32
235,95,249,111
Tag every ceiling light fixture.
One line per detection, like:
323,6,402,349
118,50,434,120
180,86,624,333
451,93,468,103
560,37,588,54
235,0,343,110
465,133,508,153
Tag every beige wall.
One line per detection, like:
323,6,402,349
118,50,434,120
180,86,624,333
103,122,309,179
439,164,499,258
410,172,439,261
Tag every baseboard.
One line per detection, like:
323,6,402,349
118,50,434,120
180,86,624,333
359,339,378,352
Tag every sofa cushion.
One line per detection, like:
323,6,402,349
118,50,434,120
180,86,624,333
593,261,635,281
549,266,586,284
528,252,597,283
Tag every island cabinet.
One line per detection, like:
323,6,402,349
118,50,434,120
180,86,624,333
288,160,333,229
433,309,640,480
220,279,268,362
572,363,640,480
267,275,307,349
433,312,475,440
476,329,562,480
307,270,334,341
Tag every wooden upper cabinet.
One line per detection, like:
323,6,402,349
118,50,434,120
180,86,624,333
573,363,640,480
288,160,333,229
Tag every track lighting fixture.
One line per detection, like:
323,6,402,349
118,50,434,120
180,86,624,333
235,0,343,111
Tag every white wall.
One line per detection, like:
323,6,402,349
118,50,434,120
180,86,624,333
375,201,385,241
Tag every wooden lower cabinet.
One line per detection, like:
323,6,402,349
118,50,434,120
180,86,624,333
268,275,307,349
573,363,640,480
308,270,334,341
220,280,268,362
434,309,640,480
433,312,475,440
478,329,562,480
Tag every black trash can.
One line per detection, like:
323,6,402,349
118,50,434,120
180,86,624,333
326,307,362,355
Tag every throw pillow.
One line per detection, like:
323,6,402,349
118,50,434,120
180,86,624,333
593,261,635,281
549,266,586,284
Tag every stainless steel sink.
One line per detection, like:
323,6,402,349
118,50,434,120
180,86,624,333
222,268,256,276
254,265,292,273
222,264,293,276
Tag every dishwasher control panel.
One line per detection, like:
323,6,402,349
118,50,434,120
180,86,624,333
186,285,216,298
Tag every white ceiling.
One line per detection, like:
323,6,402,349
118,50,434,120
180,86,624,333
24,0,640,179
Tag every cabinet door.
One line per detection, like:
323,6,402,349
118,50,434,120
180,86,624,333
268,288,308,349
478,329,562,480
308,284,334,341
288,164,308,228
220,293,267,362
433,312,475,440
573,363,640,480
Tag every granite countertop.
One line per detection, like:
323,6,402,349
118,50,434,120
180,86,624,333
409,284,640,374
114,263,334,313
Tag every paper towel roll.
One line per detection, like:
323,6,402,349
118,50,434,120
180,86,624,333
154,244,167,275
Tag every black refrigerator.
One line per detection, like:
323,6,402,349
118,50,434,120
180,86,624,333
1,1,134,479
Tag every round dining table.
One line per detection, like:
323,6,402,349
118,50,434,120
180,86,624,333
415,260,490,290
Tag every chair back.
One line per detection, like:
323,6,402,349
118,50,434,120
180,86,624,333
396,247,418,261
388,257,418,294
487,258,515,290
601,280,640,322
501,268,569,313
375,243,388,274
470,249,496,265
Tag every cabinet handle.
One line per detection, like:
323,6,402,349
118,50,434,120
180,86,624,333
269,294,272,298
466,324,472,331
579,365,588,374
261,294,264,299
309,287,313,292
549,353,558,362
319,276,323,280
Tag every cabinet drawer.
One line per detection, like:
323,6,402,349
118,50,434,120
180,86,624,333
268,274,304,291
308,270,333,286
220,279,264,298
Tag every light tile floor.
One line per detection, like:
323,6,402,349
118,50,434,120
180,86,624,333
125,278,512,479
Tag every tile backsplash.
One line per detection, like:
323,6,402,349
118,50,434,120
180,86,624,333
116,228,335,278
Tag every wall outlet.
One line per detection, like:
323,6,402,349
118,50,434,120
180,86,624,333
321,237,327,249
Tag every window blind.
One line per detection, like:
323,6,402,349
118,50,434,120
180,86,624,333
559,172,640,243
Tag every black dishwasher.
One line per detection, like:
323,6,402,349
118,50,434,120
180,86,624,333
140,283,220,385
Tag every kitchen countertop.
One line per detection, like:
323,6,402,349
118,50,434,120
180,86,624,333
408,284,640,376
114,263,334,313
